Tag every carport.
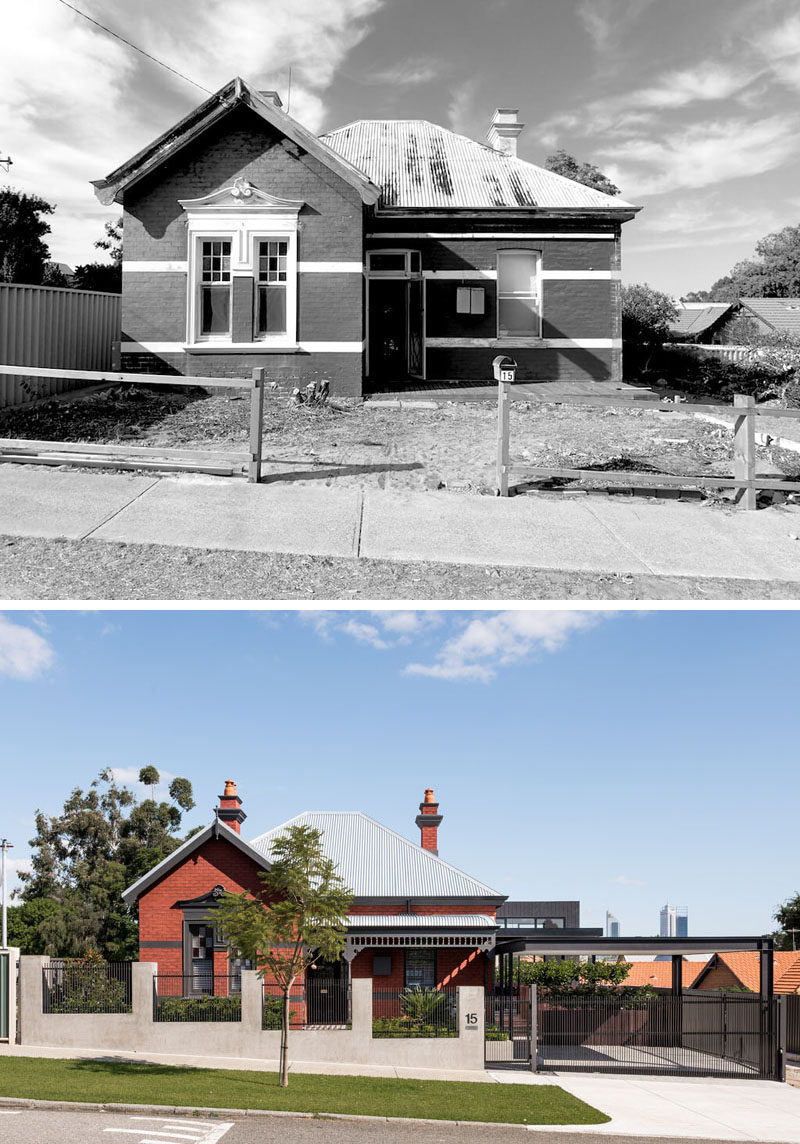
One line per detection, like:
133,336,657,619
489,934,783,1080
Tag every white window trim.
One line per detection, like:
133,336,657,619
496,248,542,341
195,236,233,342
180,180,303,351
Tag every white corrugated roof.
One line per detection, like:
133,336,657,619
347,914,497,928
249,811,503,899
320,120,637,211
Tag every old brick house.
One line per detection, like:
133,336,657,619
122,783,503,996
93,77,640,396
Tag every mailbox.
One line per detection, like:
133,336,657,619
492,354,517,383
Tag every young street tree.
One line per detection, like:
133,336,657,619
15,767,195,959
544,150,620,197
214,824,353,1087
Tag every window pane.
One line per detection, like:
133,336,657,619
498,296,538,335
201,285,230,334
258,284,287,335
405,949,436,988
370,253,407,271
498,251,537,295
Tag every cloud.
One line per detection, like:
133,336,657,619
362,58,440,86
5,856,33,898
304,610,442,649
614,875,647,887
1,0,384,265
339,619,391,650
577,0,657,52
0,615,56,680
447,79,479,136
404,611,606,683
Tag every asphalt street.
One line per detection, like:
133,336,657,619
0,1109,787,1144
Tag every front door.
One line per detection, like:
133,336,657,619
369,279,408,379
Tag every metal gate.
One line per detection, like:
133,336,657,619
0,950,11,1041
485,989,533,1066
537,992,782,1079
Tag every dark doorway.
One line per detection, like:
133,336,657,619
368,279,424,382
307,959,349,1025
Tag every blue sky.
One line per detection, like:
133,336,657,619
4,0,800,295
0,607,797,941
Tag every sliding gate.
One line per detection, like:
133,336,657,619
537,992,782,1079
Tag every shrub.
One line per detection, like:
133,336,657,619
47,952,130,1014
262,995,283,1030
155,994,241,1022
372,1016,457,1039
484,1024,509,1041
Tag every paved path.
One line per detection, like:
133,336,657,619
1,467,799,584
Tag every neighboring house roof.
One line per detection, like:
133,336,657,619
738,298,800,335
692,950,800,993
320,120,639,214
121,818,271,906
249,811,504,901
92,77,381,207
620,960,705,989
670,303,734,339
347,914,497,928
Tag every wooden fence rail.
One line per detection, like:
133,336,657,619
0,364,265,482
495,383,800,509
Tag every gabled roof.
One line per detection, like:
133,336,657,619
321,119,639,214
249,811,504,901
738,298,800,335
670,303,734,338
692,950,800,994
93,77,381,207
121,818,270,906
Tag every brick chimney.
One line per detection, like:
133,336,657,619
486,109,524,158
416,788,443,855
217,779,246,834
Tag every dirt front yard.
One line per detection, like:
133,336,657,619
1,383,798,496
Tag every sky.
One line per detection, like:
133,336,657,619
0,607,798,942
3,0,800,295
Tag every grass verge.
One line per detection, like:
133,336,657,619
0,1057,609,1125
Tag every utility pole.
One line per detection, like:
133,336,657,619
787,929,800,952
0,156,12,172
1,839,13,948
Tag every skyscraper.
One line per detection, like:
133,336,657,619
660,903,688,937
606,911,620,938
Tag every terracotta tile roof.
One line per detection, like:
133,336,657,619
321,119,638,213
695,951,800,993
739,298,800,335
670,303,734,338
619,960,705,989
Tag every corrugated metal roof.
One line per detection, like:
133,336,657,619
347,914,497,928
320,120,637,212
670,303,733,337
249,811,503,899
740,297,800,335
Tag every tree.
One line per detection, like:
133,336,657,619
622,283,679,373
72,216,122,292
0,187,56,284
774,891,800,950
689,223,800,301
544,150,620,197
516,958,632,993
17,767,195,959
213,825,353,1087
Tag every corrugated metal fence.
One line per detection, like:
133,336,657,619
0,283,120,408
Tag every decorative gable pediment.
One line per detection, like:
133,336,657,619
179,178,304,215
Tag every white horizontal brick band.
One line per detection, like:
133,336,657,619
423,270,619,281
368,232,616,240
425,338,620,349
298,261,363,273
120,341,365,354
122,262,188,273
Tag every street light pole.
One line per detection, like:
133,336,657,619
1,839,13,949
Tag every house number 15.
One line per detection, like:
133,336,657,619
465,1012,478,1024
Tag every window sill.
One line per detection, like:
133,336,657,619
185,342,300,354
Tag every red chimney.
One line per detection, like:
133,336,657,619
217,779,246,834
416,788,442,854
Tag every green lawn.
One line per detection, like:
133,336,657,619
0,1057,609,1125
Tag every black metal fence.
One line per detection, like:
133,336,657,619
537,992,780,1078
42,960,132,1014
372,987,458,1038
485,991,532,1063
153,974,242,1022
263,980,351,1029
786,994,800,1055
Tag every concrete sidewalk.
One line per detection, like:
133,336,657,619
1,466,799,583
2,1045,800,1141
